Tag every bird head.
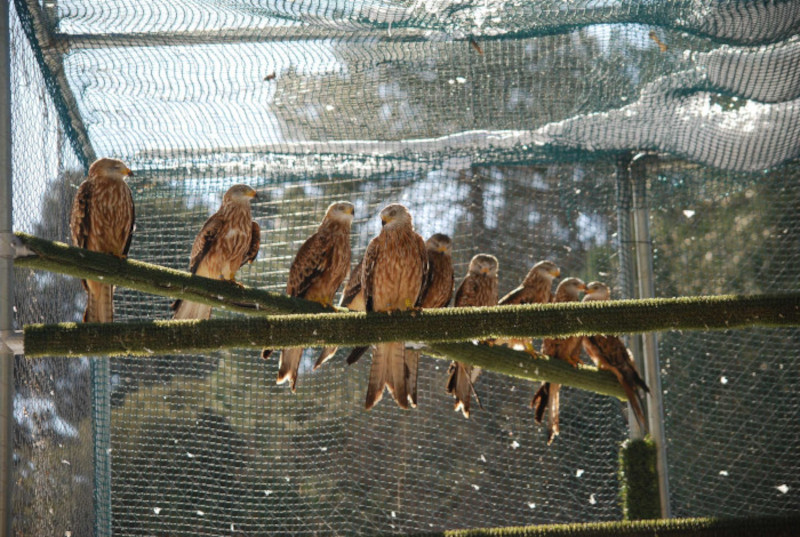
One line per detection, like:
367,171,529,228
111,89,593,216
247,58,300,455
89,158,133,180
469,253,498,277
527,260,560,283
555,277,587,301
583,281,611,302
325,201,355,223
379,203,412,229
426,233,452,255
223,184,258,204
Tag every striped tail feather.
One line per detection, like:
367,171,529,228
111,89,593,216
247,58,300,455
84,280,114,323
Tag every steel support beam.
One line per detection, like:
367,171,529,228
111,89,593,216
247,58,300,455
630,153,671,518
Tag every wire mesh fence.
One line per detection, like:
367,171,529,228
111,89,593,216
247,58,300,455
8,0,800,535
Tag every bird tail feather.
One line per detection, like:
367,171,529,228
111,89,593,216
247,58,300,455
366,342,409,410
531,382,550,424
277,347,303,392
546,383,561,445
314,347,338,369
84,280,114,323
447,362,475,418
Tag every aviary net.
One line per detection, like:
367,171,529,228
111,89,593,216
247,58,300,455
9,0,800,535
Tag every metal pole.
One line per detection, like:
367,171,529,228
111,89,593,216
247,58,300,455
1,0,16,534
630,153,671,518
614,153,646,440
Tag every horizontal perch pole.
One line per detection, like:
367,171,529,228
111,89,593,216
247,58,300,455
13,232,331,315
20,293,800,358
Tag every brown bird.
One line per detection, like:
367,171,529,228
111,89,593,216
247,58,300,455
358,204,428,410
446,254,499,418
172,184,260,320
70,158,136,323
531,277,587,444
274,202,354,391
582,281,650,428
496,260,560,352
313,255,366,369
404,233,455,407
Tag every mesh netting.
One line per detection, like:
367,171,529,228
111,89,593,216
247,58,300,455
8,0,800,535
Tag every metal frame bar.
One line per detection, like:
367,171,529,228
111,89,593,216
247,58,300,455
1,0,16,534
630,153,672,519
15,0,96,168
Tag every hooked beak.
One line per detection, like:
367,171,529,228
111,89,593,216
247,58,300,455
124,167,134,177
480,267,490,274
381,216,388,227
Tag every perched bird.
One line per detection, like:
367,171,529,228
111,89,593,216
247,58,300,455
172,184,260,320
404,233,455,407
531,277,587,444
496,260,560,352
70,158,136,323
313,255,365,369
582,281,650,428
274,202,354,391
446,254,499,418
354,204,427,410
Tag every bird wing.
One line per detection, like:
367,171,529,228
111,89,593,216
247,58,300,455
70,180,93,250
287,230,332,298
498,285,526,305
242,220,261,267
189,213,225,274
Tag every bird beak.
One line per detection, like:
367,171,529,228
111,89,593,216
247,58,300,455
552,269,561,278
124,168,134,177
438,246,448,253
348,206,354,215
381,216,388,227
481,267,490,274
248,190,258,199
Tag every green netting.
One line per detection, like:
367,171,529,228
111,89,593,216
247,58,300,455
7,0,800,535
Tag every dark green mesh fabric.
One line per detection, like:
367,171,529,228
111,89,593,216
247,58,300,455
8,0,800,535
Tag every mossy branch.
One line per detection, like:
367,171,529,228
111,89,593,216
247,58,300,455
13,232,331,315
14,232,800,397
413,515,800,537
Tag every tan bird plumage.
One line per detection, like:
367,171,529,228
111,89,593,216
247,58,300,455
531,277,587,445
402,233,455,407
172,184,260,320
361,204,428,410
275,202,354,391
313,255,366,369
446,254,499,418
495,260,560,352
582,281,650,429
70,158,136,323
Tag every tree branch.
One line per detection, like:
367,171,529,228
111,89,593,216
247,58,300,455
13,232,330,315
14,232,800,399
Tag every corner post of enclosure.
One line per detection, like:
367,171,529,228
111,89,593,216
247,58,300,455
1,0,16,534
629,153,671,519
614,152,646,440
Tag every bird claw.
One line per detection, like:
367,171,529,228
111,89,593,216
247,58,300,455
524,342,544,358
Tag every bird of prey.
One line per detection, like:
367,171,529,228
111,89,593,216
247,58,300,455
355,204,427,410
496,260,560,352
582,281,650,428
274,201,354,391
70,158,136,323
404,233,455,407
446,253,499,418
312,255,366,369
172,184,260,320
531,277,587,444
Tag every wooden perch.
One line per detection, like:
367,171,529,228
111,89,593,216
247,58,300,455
13,232,331,315
14,232,800,398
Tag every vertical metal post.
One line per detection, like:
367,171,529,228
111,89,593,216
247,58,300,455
630,153,671,518
1,0,16,534
614,153,646,440
93,359,113,537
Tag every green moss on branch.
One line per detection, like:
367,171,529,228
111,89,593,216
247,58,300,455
13,232,330,315
409,514,800,537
